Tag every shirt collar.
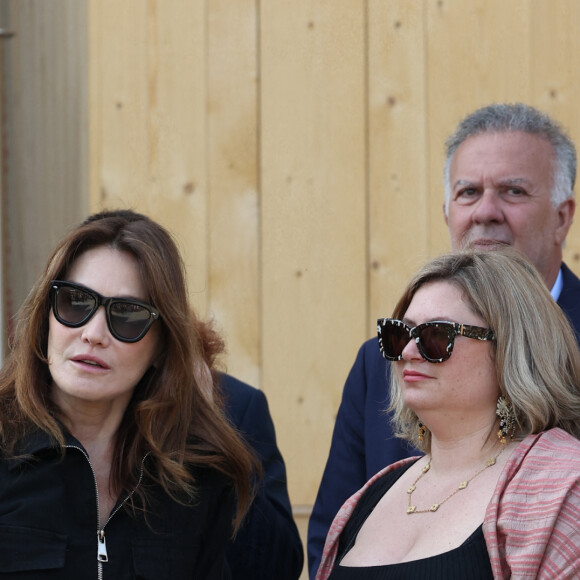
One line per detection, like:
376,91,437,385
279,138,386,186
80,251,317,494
551,267,564,302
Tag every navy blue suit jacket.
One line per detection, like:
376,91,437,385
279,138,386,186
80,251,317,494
220,373,304,580
307,262,580,578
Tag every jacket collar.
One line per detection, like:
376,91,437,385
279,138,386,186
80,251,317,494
8,428,84,471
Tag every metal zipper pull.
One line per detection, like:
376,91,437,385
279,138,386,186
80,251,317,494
97,530,108,562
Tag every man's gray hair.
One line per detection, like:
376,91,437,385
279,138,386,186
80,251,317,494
443,103,577,213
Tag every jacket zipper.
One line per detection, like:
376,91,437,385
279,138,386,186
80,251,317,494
65,445,148,580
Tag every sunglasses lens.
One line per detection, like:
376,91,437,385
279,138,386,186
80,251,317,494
418,325,451,361
109,302,153,341
55,286,97,325
382,321,411,360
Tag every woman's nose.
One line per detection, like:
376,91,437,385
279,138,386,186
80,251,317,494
80,307,110,345
400,336,422,361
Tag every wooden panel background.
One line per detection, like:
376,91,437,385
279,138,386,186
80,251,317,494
0,0,88,336
4,1,580,574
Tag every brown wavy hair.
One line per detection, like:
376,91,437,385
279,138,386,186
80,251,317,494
0,209,257,530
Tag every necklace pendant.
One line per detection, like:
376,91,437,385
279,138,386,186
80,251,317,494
404,446,505,515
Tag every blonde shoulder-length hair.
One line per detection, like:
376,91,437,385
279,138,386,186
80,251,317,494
387,248,580,453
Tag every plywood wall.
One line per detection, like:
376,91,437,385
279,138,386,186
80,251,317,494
0,0,88,335
5,0,580,541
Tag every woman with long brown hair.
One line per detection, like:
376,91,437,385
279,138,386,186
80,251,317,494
0,209,256,578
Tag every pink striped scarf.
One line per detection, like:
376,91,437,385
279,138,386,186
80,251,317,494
316,428,580,580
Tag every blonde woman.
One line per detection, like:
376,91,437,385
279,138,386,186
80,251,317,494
318,248,580,579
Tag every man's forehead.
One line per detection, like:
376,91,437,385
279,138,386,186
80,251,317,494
450,132,554,180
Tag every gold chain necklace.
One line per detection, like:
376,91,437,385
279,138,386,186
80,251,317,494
406,444,505,514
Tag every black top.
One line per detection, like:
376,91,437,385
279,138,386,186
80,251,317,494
328,461,493,580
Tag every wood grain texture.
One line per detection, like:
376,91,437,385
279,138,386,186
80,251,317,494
5,3,580,530
89,0,208,314
207,0,261,386
368,0,429,329
2,0,88,317
260,1,367,502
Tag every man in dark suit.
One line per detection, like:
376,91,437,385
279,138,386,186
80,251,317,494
220,373,304,579
308,103,580,578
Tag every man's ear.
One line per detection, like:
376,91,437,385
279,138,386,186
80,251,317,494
555,198,575,245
